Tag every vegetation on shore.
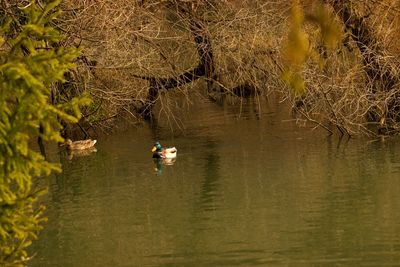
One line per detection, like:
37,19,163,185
50,0,400,137
0,1,87,265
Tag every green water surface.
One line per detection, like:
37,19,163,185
30,99,400,266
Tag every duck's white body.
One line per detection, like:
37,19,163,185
152,142,177,159
162,147,177,159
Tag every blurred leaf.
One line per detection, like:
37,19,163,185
306,4,341,49
282,2,340,94
283,3,309,67
282,69,306,95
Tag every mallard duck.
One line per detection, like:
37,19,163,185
63,139,97,150
151,141,177,159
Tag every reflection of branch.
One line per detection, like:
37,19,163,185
321,88,349,137
141,63,207,120
76,121,89,138
294,106,333,135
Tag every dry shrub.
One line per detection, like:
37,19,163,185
56,0,400,136
55,0,291,131
285,0,400,136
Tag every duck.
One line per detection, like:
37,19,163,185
63,139,97,150
151,141,177,159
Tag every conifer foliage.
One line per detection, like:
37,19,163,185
0,1,89,265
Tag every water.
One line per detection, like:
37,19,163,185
30,97,400,266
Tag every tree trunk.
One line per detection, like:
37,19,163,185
327,0,399,92
140,10,215,120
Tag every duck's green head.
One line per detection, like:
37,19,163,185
151,141,163,152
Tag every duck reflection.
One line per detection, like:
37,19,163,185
153,157,176,175
67,147,97,160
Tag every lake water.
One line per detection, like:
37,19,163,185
29,97,400,266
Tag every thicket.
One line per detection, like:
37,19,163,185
50,0,400,137
285,0,400,136
54,0,287,132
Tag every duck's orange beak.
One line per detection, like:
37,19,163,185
151,146,156,152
